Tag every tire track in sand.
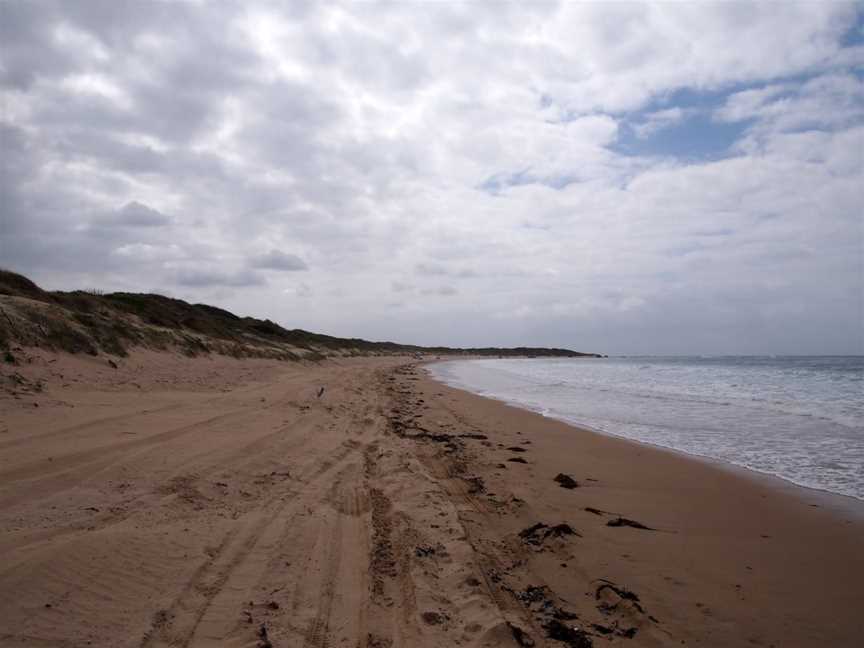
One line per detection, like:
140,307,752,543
139,441,363,648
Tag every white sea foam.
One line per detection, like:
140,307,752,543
430,356,864,500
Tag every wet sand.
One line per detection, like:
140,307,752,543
0,351,861,647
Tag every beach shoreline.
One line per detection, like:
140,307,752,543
1,351,861,646
425,355,864,507
413,361,864,646
425,358,864,519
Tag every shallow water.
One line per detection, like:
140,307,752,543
430,356,864,500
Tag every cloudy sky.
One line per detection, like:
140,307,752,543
1,1,862,354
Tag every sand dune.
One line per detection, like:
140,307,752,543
1,351,861,647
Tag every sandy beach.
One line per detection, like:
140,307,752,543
1,351,862,647
5,2,862,646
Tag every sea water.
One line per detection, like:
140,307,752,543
429,356,864,500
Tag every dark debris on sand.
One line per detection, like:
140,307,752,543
519,522,581,547
546,618,594,648
256,622,273,648
554,473,579,489
606,517,654,530
595,579,645,614
508,621,536,647
511,585,593,648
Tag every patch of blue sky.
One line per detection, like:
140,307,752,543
478,168,579,195
611,43,864,161
610,80,777,160
651,85,738,112
612,111,750,162
611,73,835,161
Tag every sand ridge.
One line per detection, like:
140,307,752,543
0,352,862,647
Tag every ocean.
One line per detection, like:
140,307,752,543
429,356,864,501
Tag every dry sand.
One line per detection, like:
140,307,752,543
0,351,862,647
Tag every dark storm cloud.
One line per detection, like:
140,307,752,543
248,250,308,271
175,269,266,289
109,202,171,227
415,263,479,279
421,285,457,296
415,263,448,276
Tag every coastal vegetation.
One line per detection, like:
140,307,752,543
0,269,599,361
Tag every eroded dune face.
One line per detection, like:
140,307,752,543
1,353,862,648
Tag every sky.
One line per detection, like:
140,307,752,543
1,1,862,355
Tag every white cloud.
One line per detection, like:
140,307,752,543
111,242,182,262
421,286,458,297
718,74,864,130
1,1,862,353
714,84,790,123
632,107,687,139
60,73,133,110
